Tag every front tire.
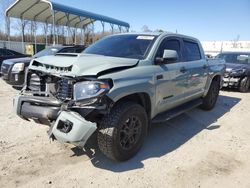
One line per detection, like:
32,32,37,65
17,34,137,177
200,79,220,111
239,77,250,93
97,101,148,161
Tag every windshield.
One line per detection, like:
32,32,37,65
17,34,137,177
33,47,62,58
217,53,250,64
84,34,157,60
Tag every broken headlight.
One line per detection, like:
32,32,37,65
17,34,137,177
73,81,110,101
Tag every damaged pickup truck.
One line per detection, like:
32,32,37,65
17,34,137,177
14,33,225,161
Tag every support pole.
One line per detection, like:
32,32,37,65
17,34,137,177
51,10,56,46
30,21,32,42
56,25,59,45
67,27,70,44
92,23,94,42
110,24,114,34
21,19,25,54
34,22,37,54
74,28,77,45
101,21,105,36
5,16,10,42
4,18,7,49
5,16,10,48
82,27,86,45
62,26,65,45
80,28,83,45
44,23,48,46
118,25,122,33
66,14,70,45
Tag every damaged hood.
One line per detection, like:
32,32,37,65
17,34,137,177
29,53,139,77
225,63,250,72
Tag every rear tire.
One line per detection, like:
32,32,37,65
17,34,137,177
200,79,220,111
97,101,148,161
239,77,250,93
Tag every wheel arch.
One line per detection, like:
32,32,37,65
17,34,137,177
212,74,221,83
114,92,152,119
204,74,222,97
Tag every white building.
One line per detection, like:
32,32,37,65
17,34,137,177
201,41,250,57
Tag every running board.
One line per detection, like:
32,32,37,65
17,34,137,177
152,98,202,124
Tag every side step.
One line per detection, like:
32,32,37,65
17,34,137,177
152,98,202,124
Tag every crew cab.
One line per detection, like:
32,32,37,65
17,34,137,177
14,33,225,161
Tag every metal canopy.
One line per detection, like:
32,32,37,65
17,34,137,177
5,0,130,29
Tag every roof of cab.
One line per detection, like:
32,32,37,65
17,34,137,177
111,32,200,41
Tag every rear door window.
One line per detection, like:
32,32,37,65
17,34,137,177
236,54,250,64
183,40,201,61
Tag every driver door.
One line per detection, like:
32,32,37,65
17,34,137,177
155,37,189,114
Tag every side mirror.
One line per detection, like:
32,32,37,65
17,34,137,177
163,50,178,62
155,50,178,65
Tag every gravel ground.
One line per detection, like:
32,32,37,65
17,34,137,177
0,79,250,188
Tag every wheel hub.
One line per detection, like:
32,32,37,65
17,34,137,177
119,116,142,150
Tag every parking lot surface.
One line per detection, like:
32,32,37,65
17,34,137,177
0,79,250,188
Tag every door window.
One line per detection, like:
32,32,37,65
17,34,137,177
183,40,201,61
155,39,181,61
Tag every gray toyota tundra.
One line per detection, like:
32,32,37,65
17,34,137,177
14,32,225,161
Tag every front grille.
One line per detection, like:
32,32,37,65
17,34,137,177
32,61,73,73
27,72,73,101
56,78,73,101
224,72,230,78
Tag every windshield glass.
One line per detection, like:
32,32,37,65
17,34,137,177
33,47,62,58
217,53,250,64
84,34,157,60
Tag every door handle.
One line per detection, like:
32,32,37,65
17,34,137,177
156,74,163,80
180,66,187,73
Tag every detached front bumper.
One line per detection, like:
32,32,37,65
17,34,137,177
14,95,97,147
48,111,96,147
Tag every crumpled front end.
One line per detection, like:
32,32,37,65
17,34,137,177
223,68,244,88
13,68,112,147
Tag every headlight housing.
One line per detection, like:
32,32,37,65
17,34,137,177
12,63,25,72
74,81,110,101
